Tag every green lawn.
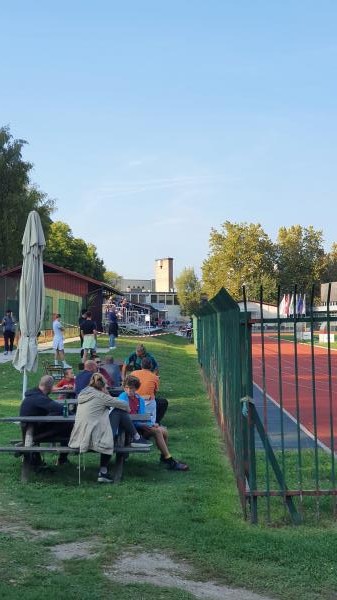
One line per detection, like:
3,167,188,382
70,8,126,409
0,335,337,599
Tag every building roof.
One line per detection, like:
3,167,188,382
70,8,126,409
0,261,120,294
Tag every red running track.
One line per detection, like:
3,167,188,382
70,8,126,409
252,334,337,449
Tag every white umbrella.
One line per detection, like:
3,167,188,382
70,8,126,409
13,211,46,397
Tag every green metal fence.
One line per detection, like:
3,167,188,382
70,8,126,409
195,285,337,524
194,288,249,514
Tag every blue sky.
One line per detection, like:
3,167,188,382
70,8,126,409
2,1,337,279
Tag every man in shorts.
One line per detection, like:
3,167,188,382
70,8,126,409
52,314,70,368
81,311,97,363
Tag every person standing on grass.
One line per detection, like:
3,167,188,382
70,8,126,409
108,307,118,350
78,308,87,359
52,314,70,368
80,311,97,363
119,375,188,471
1,309,16,355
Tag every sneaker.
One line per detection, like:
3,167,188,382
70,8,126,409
3,351,8,355
109,347,113,350
130,437,153,448
111,346,116,350
164,457,189,471
97,471,113,483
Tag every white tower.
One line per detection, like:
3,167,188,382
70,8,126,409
155,258,174,292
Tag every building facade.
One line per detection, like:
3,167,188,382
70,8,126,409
118,257,185,323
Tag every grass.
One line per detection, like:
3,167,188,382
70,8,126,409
0,335,337,599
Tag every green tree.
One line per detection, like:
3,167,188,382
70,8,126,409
175,267,202,315
44,221,106,280
321,243,337,284
0,126,54,268
104,270,122,289
202,221,277,301
276,225,325,294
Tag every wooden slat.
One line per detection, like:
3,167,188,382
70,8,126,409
0,445,150,454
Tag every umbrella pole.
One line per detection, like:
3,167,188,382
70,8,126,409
22,369,28,400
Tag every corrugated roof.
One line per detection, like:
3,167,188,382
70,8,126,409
0,261,120,294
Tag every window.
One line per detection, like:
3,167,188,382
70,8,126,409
151,294,158,303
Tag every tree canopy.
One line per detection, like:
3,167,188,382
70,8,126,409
44,221,106,280
202,222,277,301
276,225,325,295
104,271,123,289
202,221,331,302
0,125,109,279
0,126,54,269
175,267,202,315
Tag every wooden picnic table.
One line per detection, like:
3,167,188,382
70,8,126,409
0,414,151,483
49,386,123,397
0,415,148,423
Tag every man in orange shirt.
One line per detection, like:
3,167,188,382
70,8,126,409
132,357,168,424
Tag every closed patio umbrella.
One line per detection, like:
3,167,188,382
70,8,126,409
13,210,46,397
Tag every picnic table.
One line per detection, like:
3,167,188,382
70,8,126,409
50,386,123,398
0,414,151,484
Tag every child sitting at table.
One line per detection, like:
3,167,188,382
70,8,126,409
118,375,189,471
54,367,75,390
52,367,75,399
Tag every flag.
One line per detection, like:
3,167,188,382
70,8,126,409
297,294,303,315
302,294,306,315
284,293,290,317
279,294,286,317
289,294,294,316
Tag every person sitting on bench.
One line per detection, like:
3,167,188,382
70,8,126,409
52,367,76,399
121,344,158,381
20,375,73,465
132,357,168,424
119,375,188,472
68,373,151,484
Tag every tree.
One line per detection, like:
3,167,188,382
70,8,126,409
44,221,106,280
202,222,277,301
104,271,123,289
321,243,337,284
276,225,325,295
175,267,202,315
0,126,54,268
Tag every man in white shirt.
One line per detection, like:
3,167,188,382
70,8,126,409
52,314,70,368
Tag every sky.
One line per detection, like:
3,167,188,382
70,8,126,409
1,1,337,279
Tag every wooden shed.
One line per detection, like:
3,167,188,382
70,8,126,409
0,262,119,332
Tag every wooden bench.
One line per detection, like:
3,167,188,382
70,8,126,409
0,415,151,484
